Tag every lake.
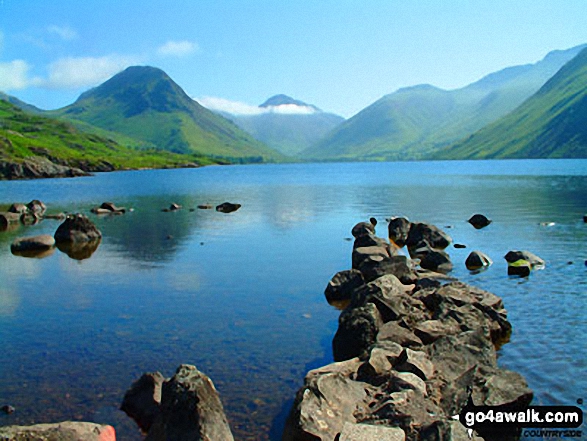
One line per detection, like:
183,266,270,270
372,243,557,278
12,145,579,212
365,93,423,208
0,159,585,440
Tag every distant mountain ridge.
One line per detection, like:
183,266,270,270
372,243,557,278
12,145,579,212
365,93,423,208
305,44,587,161
217,94,345,157
435,47,587,159
51,66,283,162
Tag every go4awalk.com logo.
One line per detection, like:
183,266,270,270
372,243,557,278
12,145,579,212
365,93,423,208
452,402,583,439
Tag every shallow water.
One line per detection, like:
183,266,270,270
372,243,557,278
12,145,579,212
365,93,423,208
0,160,585,440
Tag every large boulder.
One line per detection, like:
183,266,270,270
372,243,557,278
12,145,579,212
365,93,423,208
8,203,28,214
339,423,405,441
358,255,417,284
26,199,47,215
146,364,234,441
351,221,375,238
419,249,453,274
0,422,116,441
54,214,102,243
91,201,126,214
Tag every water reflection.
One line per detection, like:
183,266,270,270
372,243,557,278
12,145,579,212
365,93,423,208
56,239,101,261
11,247,56,259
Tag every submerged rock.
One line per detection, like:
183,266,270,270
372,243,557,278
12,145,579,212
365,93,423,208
504,250,545,268
91,201,126,214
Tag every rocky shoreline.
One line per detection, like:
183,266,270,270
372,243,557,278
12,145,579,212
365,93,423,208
0,216,534,440
282,218,533,441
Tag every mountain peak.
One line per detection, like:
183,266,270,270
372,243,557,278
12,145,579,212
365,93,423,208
260,94,319,111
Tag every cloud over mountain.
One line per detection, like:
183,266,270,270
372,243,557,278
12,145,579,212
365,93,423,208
198,96,318,115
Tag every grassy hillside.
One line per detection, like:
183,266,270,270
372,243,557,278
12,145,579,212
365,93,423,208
305,44,586,161
0,99,216,173
52,66,283,163
436,47,587,159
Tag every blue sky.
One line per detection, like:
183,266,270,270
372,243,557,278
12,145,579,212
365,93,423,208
1,0,586,118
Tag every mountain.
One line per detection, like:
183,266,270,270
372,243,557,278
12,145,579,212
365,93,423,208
435,47,587,159
305,44,586,161
0,99,216,179
52,66,282,163
218,95,344,157
0,92,43,114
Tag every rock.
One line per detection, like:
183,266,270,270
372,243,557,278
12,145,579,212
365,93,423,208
121,372,165,433
351,221,375,238
54,214,102,243
197,204,213,209
584,214,587,223
467,214,492,229
283,371,369,441
45,213,66,220
1,404,15,414
406,222,452,250
454,243,466,249
339,423,406,441
325,269,365,303
92,201,126,214
465,251,493,270
473,366,533,408
146,364,234,441
504,250,545,268
376,321,423,348
388,217,411,248
414,319,460,344
8,203,28,214
0,157,89,180
0,212,22,229
358,255,417,284
11,235,55,255
419,249,453,274
352,245,390,269
215,202,241,213
333,303,382,361
27,199,47,214
507,260,532,277
0,422,116,441
395,348,435,381
353,233,391,250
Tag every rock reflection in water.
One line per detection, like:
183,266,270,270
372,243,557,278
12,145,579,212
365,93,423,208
56,239,101,260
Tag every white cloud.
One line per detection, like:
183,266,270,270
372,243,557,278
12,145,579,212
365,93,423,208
198,96,266,115
47,25,78,41
0,60,42,90
157,40,198,57
198,96,318,116
44,54,141,89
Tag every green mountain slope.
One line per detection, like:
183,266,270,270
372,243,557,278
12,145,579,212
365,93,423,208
0,99,216,179
435,47,587,159
52,66,283,163
305,44,586,161
221,95,344,157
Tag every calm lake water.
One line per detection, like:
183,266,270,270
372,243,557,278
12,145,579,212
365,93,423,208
0,160,585,440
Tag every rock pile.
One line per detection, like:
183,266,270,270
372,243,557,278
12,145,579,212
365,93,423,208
284,220,533,441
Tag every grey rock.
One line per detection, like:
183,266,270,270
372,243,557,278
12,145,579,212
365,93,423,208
26,199,47,214
339,422,406,441
121,372,165,433
352,245,390,269
54,214,102,243
11,235,55,253
406,222,452,250
358,255,418,284
414,319,460,344
0,422,116,441
146,364,233,441
376,321,423,348
419,249,453,274
325,269,365,303
395,348,435,381
8,203,28,214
